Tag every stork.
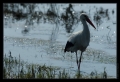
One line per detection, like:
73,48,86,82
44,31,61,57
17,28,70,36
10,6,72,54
64,13,96,73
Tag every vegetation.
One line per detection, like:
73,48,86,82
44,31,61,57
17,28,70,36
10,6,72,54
3,51,115,79
3,3,112,33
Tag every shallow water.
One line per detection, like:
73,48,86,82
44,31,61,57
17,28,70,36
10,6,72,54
4,4,116,78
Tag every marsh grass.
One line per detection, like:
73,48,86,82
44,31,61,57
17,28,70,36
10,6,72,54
3,51,115,79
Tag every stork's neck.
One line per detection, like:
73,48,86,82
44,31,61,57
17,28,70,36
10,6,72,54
81,20,90,33
81,19,90,46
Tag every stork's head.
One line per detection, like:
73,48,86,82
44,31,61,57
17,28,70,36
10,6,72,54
80,13,96,29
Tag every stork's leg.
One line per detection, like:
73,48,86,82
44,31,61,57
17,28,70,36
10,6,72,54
78,52,83,72
75,52,78,67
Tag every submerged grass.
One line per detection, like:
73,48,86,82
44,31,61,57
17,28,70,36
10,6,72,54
3,51,115,79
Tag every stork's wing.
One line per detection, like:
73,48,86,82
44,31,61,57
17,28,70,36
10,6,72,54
64,41,74,52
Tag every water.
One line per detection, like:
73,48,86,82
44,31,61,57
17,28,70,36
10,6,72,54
3,4,116,78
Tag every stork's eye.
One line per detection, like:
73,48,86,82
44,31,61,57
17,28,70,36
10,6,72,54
84,15,88,18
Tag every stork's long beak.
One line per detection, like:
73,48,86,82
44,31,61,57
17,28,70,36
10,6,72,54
86,17,96,29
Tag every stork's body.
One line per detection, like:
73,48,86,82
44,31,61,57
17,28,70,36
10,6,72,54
64,13,96,73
